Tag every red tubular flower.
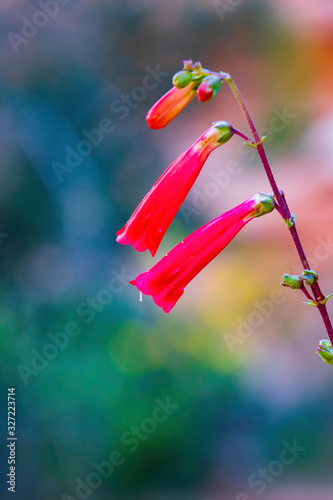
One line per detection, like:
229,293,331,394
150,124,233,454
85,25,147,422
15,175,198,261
146,82,197,129
116,122,234,257
130,193,275,313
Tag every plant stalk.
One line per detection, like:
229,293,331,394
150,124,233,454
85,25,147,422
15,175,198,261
224,74,333,343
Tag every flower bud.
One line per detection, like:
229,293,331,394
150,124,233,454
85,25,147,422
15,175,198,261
317,339,333,365
172,71,193,89
302,269,318,286
281,274,303,290
197,75,222,102
146,83,196,129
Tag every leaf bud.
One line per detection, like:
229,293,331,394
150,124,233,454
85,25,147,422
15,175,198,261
197,75,222,102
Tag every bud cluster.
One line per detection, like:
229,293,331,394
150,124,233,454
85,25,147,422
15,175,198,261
172,59,224,103
281,270,318,290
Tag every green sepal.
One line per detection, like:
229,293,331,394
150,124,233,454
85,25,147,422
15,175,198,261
282,214,296,228
191,74,204,81
246,134,269,148
317,339,333,365
303,294,333,307
321,294,333,305
212,121,234,144
249,193,276,219
303,300,318,307
173,71,193,89
302,269,318,286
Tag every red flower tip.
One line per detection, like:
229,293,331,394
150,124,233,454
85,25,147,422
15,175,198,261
131,193,275,313
146,83,196,129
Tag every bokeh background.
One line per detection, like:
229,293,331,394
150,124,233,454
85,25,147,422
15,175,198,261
1,0,333,499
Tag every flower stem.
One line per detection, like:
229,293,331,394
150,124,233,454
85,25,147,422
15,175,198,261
223,73,333,343
232,127,252,143
300,284,314,303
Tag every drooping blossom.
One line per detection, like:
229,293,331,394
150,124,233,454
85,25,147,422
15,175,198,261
116,122,234,257
130,193,275,313
146,82,197,129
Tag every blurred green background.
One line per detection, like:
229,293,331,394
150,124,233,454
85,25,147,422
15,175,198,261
1,0,333,499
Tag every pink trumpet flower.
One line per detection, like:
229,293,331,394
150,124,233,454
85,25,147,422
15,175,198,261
146,82,197,129
130,193,275,313
116,122,234,257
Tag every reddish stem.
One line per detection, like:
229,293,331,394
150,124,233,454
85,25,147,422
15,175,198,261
300,284,315,303
232,127,252,143
223,74,333,343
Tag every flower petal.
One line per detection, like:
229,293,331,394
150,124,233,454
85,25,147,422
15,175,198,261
116,123,234,256
146,83,197,129
131,194,275,312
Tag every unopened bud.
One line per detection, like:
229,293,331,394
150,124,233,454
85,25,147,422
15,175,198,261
317,339,333,365
146,83,196,129
173,71,193,89
302,269,318,286
281,274,303,290
197,75,222,102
